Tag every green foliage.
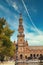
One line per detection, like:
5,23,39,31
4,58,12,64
0,18,15,61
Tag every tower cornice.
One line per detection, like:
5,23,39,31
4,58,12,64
17,34,25,37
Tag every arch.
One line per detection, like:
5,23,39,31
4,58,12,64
25,55,27,59
40,54,42,57
30,54,32,57
37,54,39,57
33,54,35,57
20,54,23,59
33,54,37,59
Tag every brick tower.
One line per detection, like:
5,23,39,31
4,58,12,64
17,14,25,60
14,14,43,60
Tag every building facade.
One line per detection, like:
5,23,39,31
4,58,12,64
14,14,43,60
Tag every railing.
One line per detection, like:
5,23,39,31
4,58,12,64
15,59,41,63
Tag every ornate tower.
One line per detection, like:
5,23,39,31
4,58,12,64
15,14,43,61
17,14,25,60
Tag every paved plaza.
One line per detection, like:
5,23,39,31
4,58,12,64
0,61,15,65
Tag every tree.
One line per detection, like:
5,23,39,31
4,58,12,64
0,18,15,61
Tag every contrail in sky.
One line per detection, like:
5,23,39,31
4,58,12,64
22,0,41,34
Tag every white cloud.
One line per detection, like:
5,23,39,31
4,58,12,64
30,26,43,34
22,0,41,35
12,2,18,10
25,32,43,46
6,0,20,13
12,2,20,13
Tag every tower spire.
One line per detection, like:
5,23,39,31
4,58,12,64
20,13,22,17
19,13,23,25
18,14,24,34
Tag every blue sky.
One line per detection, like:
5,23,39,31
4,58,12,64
0,0,43,46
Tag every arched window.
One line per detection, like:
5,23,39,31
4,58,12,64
37,54,39,57
30,54,32,57
40,54,42,57
33,54,35,57
25,56,27,59
20,54,23,59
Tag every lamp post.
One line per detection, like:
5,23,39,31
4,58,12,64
15,44,18,65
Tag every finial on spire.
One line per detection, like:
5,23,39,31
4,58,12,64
20,13,22,16
20,13,22,19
